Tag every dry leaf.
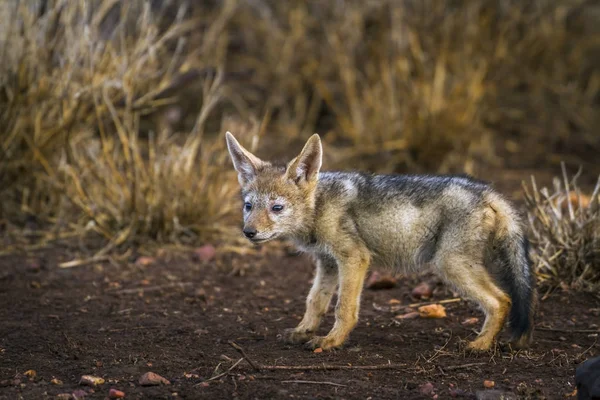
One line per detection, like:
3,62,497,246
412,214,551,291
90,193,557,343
24,370,36,379
418,304,447,318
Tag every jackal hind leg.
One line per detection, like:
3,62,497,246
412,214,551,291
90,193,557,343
439,255,511,351
283,255,338,344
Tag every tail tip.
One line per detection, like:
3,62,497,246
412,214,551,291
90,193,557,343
508,287,537,350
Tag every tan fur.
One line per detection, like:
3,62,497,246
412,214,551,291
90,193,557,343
225,132,536,352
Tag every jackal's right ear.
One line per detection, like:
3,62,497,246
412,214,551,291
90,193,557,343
225,131,264,185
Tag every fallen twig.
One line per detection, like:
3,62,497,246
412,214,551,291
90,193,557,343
536,327,600,334
408,297,463,309
443,362,486,371
111,282,192,294
59,256,111,268
223,342,407,373
375,297,463,313
426,332,452,363
281,380,347,387
229,341,261,371
247,363,405,371
576,338,598,359
198,358,244,385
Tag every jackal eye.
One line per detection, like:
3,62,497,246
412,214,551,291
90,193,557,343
271,204,284,212
244,202,252,211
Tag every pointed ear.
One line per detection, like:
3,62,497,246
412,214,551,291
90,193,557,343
225,131,264,185
285,134,322,184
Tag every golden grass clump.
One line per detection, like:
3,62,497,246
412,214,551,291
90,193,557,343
523,165,600,292
60,112,241,247
0,0,243,245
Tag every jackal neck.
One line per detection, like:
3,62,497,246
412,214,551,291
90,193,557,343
285,184,319,246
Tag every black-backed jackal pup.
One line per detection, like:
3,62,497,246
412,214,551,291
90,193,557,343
225,132,536,351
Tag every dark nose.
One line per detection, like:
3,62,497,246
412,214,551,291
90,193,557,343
243,227,257,239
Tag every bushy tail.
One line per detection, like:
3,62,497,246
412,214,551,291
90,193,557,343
489,196,537,348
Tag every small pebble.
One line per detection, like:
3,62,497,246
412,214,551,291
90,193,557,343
365,271,397,290
193,245,216,263
412,282,433,299
79,375,104,386
109,388,125,398
139,372,170,386
135,256,155,267
419,382,435,396
72,389,88,399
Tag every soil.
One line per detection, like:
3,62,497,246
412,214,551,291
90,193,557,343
0,243,598,400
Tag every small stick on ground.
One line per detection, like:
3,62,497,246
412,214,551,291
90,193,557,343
197,358,244,385
226,342,407,372
383,298,463,313
426,332,453,363
112,282,192,295
443,362,486,371
59,256,111,268
250,363,406,371
281,380,347,387
408,297,462,309
229,341,261,371
536,327,600,334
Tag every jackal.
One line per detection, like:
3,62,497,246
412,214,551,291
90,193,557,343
225,131,535,351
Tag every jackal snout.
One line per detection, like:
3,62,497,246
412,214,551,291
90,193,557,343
242,226,257,238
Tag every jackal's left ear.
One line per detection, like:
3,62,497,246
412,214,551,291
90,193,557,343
286,134,322,184
225,131,264,185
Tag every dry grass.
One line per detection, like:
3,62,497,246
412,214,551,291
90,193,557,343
0,0,598,258
523,164,600,291
0,0,244,247
228,0,599,173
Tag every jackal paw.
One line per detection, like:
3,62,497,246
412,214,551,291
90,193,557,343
467,337,493,351
304,335,342,351
282,328,313,344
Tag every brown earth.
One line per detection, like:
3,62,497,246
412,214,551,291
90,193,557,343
0,242,598,400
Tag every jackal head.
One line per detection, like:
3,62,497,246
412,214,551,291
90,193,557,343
225,132,322,243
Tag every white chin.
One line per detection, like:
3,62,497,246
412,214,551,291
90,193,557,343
251,234,276,243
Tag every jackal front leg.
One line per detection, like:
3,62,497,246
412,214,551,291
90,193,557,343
305,250,370,351
283,255,338,344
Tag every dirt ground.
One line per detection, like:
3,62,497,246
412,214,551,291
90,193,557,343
0,241,598,400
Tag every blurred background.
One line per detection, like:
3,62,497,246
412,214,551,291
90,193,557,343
0,0,598,287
